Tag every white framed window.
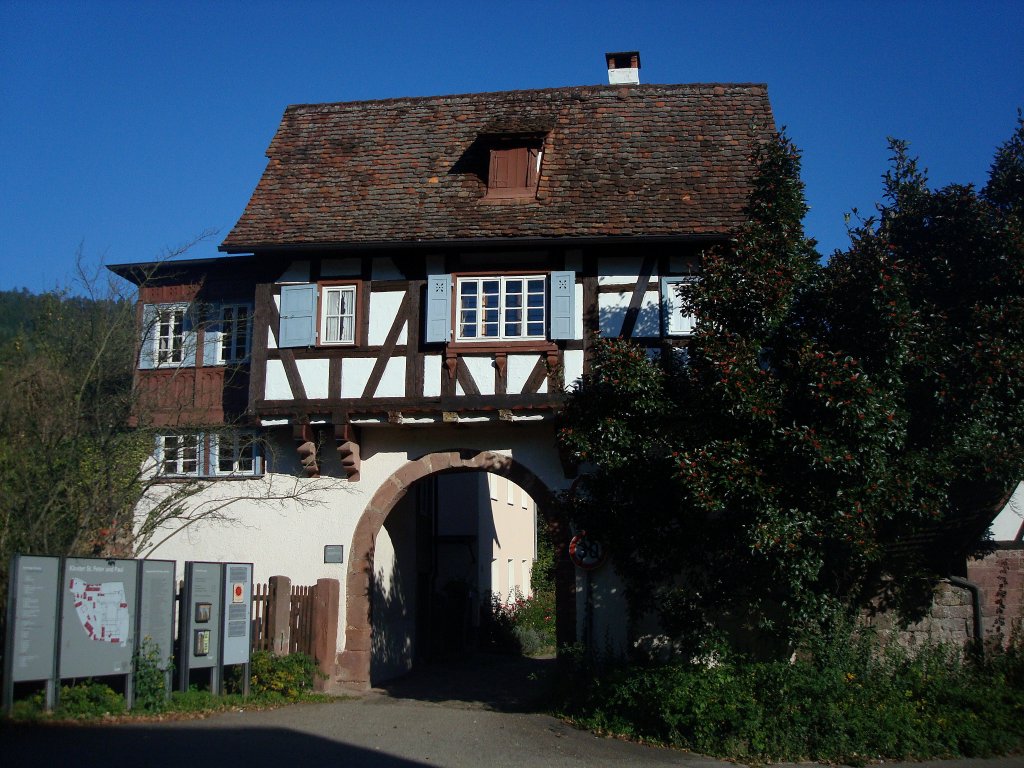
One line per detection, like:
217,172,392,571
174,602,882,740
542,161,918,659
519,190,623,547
219,304,251,362
456,275,546,341
662,276,699,337
319,284,357,345
155,304,187,365
156,434,201,477
212,432,262,476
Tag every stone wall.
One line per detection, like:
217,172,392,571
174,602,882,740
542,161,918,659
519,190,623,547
968,547,1024,646
865,548,1024,648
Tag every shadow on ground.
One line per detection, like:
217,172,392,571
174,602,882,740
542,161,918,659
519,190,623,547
377,652,557,712
0,722,424,768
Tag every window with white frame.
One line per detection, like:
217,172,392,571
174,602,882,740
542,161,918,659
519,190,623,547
156,434,200,476
219,304,251,362
212,432,262,476
155,305,186,365
457,275,546,341
319,285,357,345
662,276,699,337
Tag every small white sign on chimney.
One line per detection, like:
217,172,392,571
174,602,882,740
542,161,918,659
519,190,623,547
605,51,641,85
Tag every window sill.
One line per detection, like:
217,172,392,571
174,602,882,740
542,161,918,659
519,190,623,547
447,340,557,354
479,191,539,204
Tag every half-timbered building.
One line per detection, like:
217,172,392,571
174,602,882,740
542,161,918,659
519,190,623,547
110,54,779,688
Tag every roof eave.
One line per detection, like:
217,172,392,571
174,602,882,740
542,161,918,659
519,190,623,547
219,232,731,256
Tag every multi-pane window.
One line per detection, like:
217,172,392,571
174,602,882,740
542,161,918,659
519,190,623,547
155,432,263,478
663,276,699,337
320,285,356,345
219,304,251,362
213,433,261,476
457,276,546,341
158,434,200,476
156,306,186,365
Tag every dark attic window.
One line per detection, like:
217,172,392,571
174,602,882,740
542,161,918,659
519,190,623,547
485,135,543,199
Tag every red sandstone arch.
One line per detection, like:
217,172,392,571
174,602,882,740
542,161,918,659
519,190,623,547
336,449,575,689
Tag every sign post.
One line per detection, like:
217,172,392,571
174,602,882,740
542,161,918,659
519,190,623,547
2,555,61,715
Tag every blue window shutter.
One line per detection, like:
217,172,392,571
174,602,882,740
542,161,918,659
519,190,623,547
203,305,223,366
549,271,575,340
279,284,317,347
425,275,451,343
139,304,157,369
181,306,198,367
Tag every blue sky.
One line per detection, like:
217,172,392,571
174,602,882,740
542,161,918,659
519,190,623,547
1,1,1021,293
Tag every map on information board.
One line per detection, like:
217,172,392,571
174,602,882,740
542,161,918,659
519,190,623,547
68,578,130,646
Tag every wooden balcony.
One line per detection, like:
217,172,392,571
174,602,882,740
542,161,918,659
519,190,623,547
134,366,249,428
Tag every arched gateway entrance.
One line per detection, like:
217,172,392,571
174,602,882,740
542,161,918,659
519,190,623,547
337,449,575,690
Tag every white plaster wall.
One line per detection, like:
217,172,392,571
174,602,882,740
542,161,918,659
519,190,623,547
462,356,495,396
371,492,417,682
599,291,660,338
297,358,330,399
563,349,584,390
340,358,374,398
368,292,408,346
598,256,651,285
138,421,578,660
506,354,539,395
374,357,406,397
423,355,442,397
990,481,1024,541
265,360,292,399
485,475,536,602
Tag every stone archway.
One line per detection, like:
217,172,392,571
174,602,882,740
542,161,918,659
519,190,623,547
337,449,574,690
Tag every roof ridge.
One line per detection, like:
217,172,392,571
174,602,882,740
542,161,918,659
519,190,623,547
282,82,769,112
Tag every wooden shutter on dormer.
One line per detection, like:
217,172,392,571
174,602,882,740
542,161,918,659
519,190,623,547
425,275,452,343
139,304,157,370
203,305,223,366
549,271,575,340
279,284,317,347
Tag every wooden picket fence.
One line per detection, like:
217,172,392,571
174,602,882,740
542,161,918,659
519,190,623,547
250,579,315,656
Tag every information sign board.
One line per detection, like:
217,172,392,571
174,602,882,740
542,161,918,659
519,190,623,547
5,555,60,682
183,561,223,671
222,563,252,665
138,560,176,671
59,557,138,678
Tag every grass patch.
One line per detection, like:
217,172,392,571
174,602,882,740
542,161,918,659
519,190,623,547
555,629,1024,763
5,651,335,723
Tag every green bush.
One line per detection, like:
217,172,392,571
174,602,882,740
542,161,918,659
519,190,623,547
556,628,1024,763
133,636,171,712
55,681,126,719
481,590,556,656
246,650,321,700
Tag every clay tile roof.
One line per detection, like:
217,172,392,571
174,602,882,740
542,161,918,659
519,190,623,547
220,83,775,252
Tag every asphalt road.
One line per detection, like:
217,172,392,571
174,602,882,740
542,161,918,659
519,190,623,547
2,654,1022,768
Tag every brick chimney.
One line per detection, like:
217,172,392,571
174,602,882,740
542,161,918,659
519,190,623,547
605,51,641,85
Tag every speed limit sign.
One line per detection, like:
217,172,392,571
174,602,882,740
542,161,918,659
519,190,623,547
569,531,606,570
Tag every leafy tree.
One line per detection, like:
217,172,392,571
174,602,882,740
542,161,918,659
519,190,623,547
559,120,1024,652
0,255,338,622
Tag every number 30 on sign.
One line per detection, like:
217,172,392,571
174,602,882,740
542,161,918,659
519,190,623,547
569,532,606,570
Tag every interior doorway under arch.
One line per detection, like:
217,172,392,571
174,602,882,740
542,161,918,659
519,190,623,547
337,449,575,690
